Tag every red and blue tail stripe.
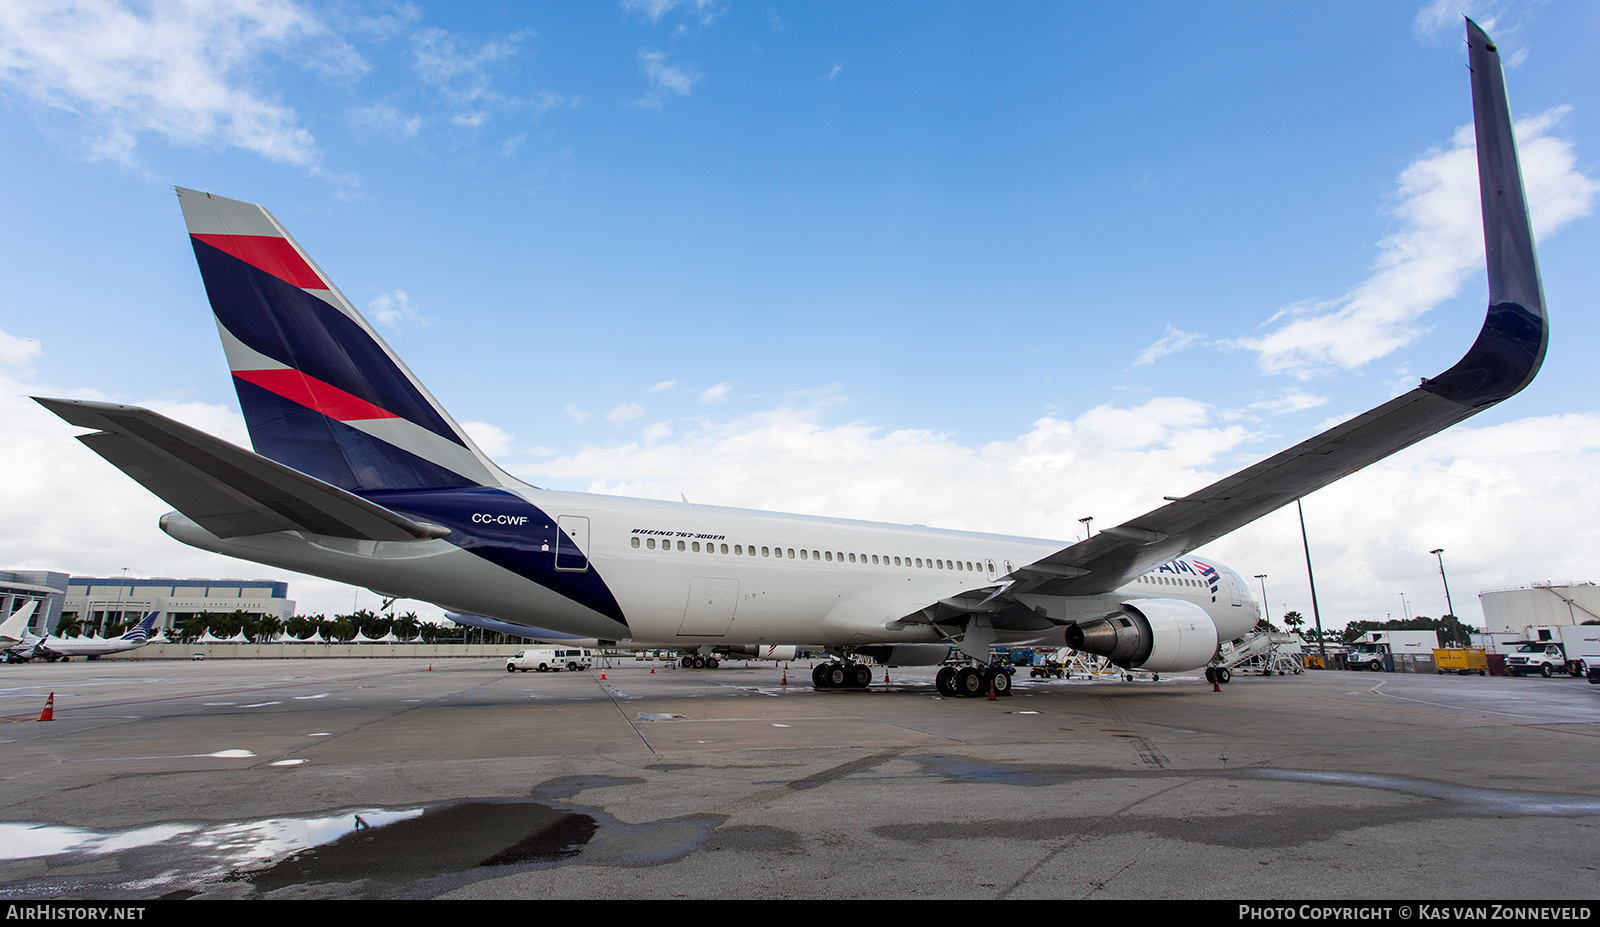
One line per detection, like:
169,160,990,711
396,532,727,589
178,188,510,493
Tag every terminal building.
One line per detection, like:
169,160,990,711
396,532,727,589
2,572,295,636
0,571,69,637
63,577,294,634
1477,582,1600,634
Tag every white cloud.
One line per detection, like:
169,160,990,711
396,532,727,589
563,403,590,424
636,50,697,108
649,379,677,392
621,1,724,28
606,402,645,425
367,289,426,330
1134,324,1202,366
0,329,42,367
826,63,844,81
0,0,339,167
1234,107,1598,380
461,421,514,459
348,102,423,139
698,382,731,403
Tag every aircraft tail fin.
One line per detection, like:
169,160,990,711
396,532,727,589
175,187,521,492
0,600,39,643
121,611,161,643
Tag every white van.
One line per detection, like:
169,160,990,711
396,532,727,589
507,648,594,673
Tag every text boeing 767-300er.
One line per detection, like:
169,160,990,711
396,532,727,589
37,22,1546,698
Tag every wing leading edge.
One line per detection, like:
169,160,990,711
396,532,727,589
1000,19,1545,603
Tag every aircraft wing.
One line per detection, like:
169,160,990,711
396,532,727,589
990,19,1545,603
34,398,452,542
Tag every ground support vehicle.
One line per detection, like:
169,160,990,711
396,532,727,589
1434,647,1489,675
1504,642,1568,677
1345,631,1438,671
507,648,594,673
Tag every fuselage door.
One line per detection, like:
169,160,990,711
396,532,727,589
555,515,590,572
678,577,739,636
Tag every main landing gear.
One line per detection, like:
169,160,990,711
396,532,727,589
812,661,874,689
680,655,720,669
935,664,1014,698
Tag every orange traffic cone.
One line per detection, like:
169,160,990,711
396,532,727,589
883,669,890,684
650,665,655,674
781,664,787,686
987,680,997,701
600,671,606,679
38,692,54,722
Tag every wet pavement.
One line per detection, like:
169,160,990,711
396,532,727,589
0,658,1596,899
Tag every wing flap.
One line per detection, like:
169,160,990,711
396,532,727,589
36,397,450,542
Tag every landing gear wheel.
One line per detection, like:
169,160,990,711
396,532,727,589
812,664,830,688
956,667,984,697
680,656,693,668
1216,667,1232,684
850,664,873,688
989,668,1012,697
824,663,849,688
935,666,958,697
706,657,720,669
1204,667,1216,683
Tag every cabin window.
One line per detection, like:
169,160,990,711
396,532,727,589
734,544,742,555
800,549,809,560
762,546,770,557
720,544,728,554
647,538,656,549
787,548,795,559
632,537,640,548
692,541,701,552
848,553,856,563
825,551,832,561
677,540,686,551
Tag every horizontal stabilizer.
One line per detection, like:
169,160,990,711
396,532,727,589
34,397,450,542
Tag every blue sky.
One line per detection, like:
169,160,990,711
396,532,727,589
1,1,1598,627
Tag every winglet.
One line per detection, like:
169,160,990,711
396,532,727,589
1422,18,1548,408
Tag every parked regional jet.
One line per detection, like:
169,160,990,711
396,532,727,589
0,601,39,648
36,23,1545,697
8,611,162,662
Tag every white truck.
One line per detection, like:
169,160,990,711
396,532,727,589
1504,625,1600,678
1344,630,1439,672
506,647,594,673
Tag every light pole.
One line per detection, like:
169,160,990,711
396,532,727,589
1254,574,1269,622
1400,592,1411,621
1431,548,1460,645
1298,499,1328,666
1078,516,1093,542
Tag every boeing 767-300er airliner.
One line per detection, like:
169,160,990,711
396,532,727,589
37,22,1545,697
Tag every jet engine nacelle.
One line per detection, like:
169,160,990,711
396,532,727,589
1065,598,1220,673
724,645,800,662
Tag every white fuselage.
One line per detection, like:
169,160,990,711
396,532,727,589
164,486,1261,653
